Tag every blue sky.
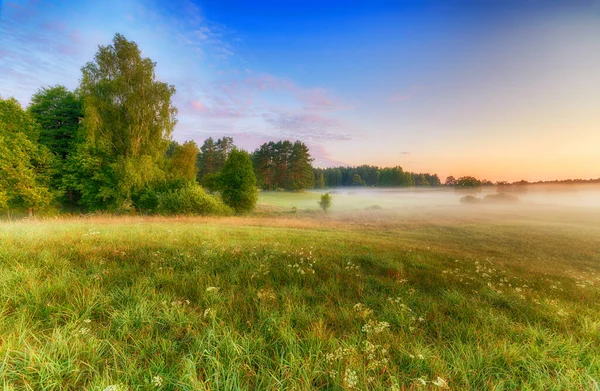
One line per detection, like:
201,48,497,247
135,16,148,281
1,0,599,181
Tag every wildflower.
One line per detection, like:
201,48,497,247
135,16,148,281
362,319,390,335
203,308,215,318
79,327,90,335
206,286,219,292
152,375,163,387
417,378,427,386
417,354,424,360
432,377,448,388
343,369,358,389
84,319,92,324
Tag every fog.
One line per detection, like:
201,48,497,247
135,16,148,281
306,184,600,217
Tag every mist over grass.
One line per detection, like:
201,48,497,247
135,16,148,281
258,184,600,214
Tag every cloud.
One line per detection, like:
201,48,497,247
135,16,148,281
263,112,351,142
388,85,426,103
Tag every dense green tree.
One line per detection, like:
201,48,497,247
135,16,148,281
288,141,314,190
220,149,258,213
197,137,217,180
28,85,83,204
253,140,314,191
77,33,177,210
215,137,234,170
28,86,82,160
0,98,54,215
454,176,482,193
168,141,199,181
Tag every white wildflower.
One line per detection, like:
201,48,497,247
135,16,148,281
432,376,448,388
343,368,358,389
152,375,163,387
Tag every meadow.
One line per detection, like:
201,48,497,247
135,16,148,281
0,193,599,390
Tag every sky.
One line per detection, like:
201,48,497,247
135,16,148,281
1,0,599,182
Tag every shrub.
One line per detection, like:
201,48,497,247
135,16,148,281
319,193,332,212
156,183,232,216
460,195,481,204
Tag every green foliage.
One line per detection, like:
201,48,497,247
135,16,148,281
167,140,199,181
253,140,314,191
28,85,82,160
350,173,366,186
0,97,54,214
28,85,83,206
318,192,332,212
220,149,258,213
155,183,232,216
78,33,177,210
196,137,234,182
454,176,482,194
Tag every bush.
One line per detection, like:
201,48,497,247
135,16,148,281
460,195,480,204
156,183,232,216
318,193,332,212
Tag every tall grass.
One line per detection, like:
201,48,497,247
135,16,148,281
0,213,598,390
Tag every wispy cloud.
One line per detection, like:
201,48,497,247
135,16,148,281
387,85,426,103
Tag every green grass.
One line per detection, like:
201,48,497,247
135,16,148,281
0,209,599,390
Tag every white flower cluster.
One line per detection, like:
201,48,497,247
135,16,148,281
362,319,390,335
343,369,358,389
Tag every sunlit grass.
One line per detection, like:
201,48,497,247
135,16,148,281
0,212,598,390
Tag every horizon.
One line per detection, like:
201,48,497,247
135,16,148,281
1,0,599,182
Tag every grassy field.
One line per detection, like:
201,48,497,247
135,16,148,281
0,203,599,390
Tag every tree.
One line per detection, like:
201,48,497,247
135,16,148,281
318,193,332,213
28,85,83,204
219,149,258,213
197,137,217,180
316,171,325,189
28,85,82,160
0,98,54,216
77,33,177,210
288,141,314,190
454,176,482,194
445,176,456,186
168,141,199,181
351,174,365,186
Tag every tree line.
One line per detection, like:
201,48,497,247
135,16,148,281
312,166,441,188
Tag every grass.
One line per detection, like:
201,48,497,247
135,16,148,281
0,206,599,390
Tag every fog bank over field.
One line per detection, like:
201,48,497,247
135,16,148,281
301,183,600,212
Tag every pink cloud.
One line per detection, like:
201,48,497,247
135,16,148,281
191,100,210,113
388,85,426,103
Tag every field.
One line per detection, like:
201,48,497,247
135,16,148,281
0,194,599,390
